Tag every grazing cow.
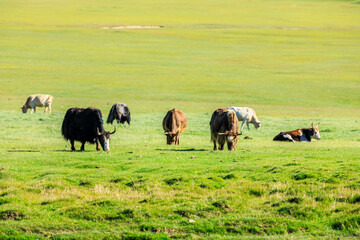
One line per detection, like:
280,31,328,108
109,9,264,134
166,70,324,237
61,107,116,151
227,107,261,131
107,103,131,125
210,108,242,151
273,123,321,142
162,108,187,145
21,94,53,114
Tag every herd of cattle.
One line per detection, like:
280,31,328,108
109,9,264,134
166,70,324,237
21,94,321,151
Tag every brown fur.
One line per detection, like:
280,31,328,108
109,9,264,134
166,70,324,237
162,108,187,145
210,108,240,151
282,129,302,137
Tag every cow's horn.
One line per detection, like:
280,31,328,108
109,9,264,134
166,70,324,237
110,126,116,134
164,132,169,135
311,122,314,128
237,132,242,135
218,132,226,135
97,128,102,136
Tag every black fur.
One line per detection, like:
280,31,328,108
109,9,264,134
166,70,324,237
273,132,292,141
301,128,314,142
61,107,105,145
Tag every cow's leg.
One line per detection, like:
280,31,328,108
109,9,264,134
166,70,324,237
30,107,34,114
80,142,85,151
240,119,247,131
283,134,295,142
44,106,47,113
213,141,217,151
246,122,250,130
34,107,36,113
48,105,52,113
218,136,225,150
70,140,76,151
96,139,101,151
176,135,180,145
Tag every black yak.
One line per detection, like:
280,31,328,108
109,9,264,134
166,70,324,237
61,107,116,151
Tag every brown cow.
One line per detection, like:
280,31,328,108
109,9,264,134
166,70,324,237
21,94,53,114
210,108,242,151
162,108,187,145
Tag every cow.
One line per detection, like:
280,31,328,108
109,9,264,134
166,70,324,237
162,108,187,145
106,103,131,125
21,94,53,114
61,107,116,151
273,123,321,142
227,107,261,131
210,108,242,151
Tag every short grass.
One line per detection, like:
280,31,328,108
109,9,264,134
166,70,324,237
0,0,360,239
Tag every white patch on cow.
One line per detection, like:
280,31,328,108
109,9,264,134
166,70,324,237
300,134,309,142
104,139,110,151
227,135,236,142
283,134,295,142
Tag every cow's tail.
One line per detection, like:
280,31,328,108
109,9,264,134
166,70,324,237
61,109,71,140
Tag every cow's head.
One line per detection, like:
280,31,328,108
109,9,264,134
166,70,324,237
254,121,262,129
218,131,242,150
164,131,179,145
97,127,116,151
21,105,27,113
311,123,321,140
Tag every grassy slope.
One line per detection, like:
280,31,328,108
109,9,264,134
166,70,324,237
0,0,359,116
0,0,360,239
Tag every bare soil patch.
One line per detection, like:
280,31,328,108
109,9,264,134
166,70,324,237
101,25,163,29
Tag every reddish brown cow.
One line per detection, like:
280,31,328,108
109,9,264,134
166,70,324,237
210,108,242,151
162,108,187,145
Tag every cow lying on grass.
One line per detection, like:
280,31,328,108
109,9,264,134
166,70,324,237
273,123,321,142
21,94,53,114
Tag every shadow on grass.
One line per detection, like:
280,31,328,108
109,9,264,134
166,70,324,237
53,149,111,153
53,149,73,152
8,150,40,152
155,148,207,152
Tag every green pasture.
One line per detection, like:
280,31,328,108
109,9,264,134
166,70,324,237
0,0,360,239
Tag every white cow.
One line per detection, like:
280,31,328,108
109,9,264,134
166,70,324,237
21,94,53,114
227,107,261,131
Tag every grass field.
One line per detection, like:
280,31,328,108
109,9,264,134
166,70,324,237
0,0,360,239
